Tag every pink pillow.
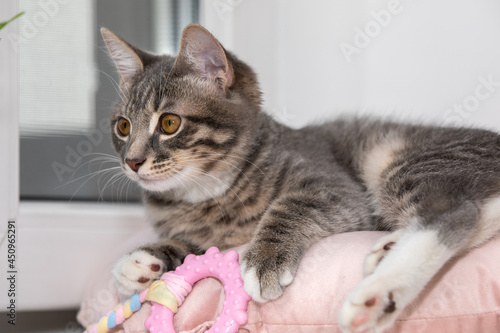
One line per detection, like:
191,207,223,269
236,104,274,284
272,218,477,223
78,231,500,332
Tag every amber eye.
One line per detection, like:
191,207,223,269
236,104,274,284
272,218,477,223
160,114,181,134
117,118,130,136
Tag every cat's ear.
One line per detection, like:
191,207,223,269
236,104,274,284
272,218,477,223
101,27,144,89
173,24,234,91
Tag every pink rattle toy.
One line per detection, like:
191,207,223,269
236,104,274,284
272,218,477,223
84,247,251,333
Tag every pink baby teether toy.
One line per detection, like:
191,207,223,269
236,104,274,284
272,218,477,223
84,247,251,333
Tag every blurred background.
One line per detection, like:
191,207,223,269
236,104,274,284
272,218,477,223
1,0,500,332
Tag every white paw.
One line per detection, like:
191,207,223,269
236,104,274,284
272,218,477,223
240,261,294,303
363,230,404,276
112,250,164,296
338,278,400,333
279,269,294,287
240,262,266,303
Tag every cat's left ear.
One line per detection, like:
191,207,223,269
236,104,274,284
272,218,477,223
101,27,144,90
173,24,234,91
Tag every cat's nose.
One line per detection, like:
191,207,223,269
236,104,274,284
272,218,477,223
126,158,146,173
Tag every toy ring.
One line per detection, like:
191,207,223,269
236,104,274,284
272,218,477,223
85,247,251,333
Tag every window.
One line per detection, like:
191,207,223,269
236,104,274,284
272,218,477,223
19,0,199,202
20,1,95,136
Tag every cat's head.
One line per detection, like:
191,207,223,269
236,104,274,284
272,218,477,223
102,25,262,201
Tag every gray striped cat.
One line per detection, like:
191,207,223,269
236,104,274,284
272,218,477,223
102,25,500,333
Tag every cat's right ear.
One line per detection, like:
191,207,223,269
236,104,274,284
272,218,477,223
172,24,234,93
101,27,144,90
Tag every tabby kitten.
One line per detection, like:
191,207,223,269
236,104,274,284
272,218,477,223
102,25,500,333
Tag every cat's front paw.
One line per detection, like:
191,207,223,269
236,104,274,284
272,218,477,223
112,250,164,296
240,244,296,303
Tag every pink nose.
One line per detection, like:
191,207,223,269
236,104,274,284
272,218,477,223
126,158,145,172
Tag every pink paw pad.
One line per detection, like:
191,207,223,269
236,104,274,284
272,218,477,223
351,312,370,327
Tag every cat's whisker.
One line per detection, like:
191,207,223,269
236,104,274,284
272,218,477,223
90,158,121,175
168,169,191,194
60,153,123,200
67,153,121,179
174,155,257,184
96,68,126,103
158,59,164,108
186,165,250,217
59,166,123,189
98,170,128,201
171,166,219,195
169,167,227,221
67,156,119,178
122,176,138,203
101,99,122,107
81,152,121,163
96,45,129,100
81,152,121,159
68,156,117,177
167,151,268,180
106,174,132,202
67,166,123,201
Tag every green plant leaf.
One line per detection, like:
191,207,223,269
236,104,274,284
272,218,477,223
0,12,25,31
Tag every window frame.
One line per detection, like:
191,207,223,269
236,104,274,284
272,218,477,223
1,1,20,228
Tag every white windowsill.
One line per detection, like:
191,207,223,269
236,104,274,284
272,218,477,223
0,201,156,311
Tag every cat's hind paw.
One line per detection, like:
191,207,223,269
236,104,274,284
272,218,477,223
338,283,400,333
112,250,164,296
363,230,404,277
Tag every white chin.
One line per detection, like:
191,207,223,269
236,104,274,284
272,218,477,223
138,177,179,192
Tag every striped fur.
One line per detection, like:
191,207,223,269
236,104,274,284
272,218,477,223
103,25,500,331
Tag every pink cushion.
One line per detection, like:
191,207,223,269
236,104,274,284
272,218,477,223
77,232,500,332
